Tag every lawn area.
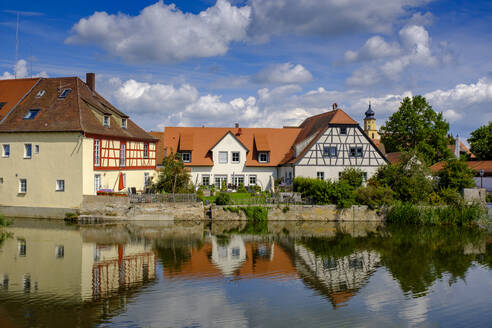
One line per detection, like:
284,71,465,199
202,192,268,205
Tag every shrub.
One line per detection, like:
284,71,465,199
221,180,227,192
487,193,492,203
436,159,475,191
215,193,231,205
0,214,12,227
282,206,290,213
237,183,247,193
65,212,78,220
355,185,394,209
294,177,355,208
340,168,364,189
242,206,268,223
438,187,463,205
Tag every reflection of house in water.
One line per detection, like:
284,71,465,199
294,244,380,308
0,224,155,302
166,235,297,280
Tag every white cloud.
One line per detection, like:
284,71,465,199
66,0,251,63
424,78,492,106
346,66,381,86
253,63,313,84
247,0,430,42
344,36,401,63
1,59,48,79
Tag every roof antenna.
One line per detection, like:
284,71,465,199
15,11,19,79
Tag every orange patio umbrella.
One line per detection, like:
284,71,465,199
118,172,125,191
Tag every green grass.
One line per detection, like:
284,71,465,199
204,192,265,204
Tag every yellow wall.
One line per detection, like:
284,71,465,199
364,118,379,140
0,132,84,208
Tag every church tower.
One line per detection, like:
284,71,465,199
364,103,379,140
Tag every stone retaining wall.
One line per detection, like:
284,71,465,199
211,204,384,221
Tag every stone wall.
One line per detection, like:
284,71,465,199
211,204,384,222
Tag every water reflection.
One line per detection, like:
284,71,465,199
0,219,490,327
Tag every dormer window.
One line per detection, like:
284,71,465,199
258,152,269,163
35,90,46,98
122,118,127,129
181,151,191,163
103,115,110,127
23,109,40,120
58,88,71,99
340,127,347,135
232,151,240,163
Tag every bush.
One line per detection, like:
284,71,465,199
386,201,486,226
487,193,492,203
282,206,290,213
355,185,394,209
293,177,355,208
340,168,364,189
221,180,227,192
436,159,475,191
237,183,247,193
0,214,12,227
438,187,463,205
215,193,231,205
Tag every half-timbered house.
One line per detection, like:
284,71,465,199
0,74,157,215
160,105,388,191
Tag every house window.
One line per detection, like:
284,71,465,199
259,152,269,163
34,145,39,154
144,173,150,187
19,179,27,193
231,247,240,259
233,175,244,187
372,133,375,139
2,144,9,157
349,147,363,157
363,172,368,181
317,172,324,180
122,118,127,129
249,175,257,186
323,146,337,157
219,151,228,164
103,115,110,127
340,127,347,135
215,175,227,189
23,109,40,120
120,143,126,167
94,174,101,193
56,180,65,192
55,245,64,258
18,239,26,256
231,152,240,163
24,144,32,158
202,175,210,186
144,143,149,159
94,139,100,166
58,88,71,99
181,151,191,163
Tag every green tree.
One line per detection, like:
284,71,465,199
436,159,475,191
153,153,191,193
468,121,492,160
339,168,364,189
380,96,451,164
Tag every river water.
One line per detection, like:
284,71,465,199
0,218,491,327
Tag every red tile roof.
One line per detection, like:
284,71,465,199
0,78,39,122
430,160,492,175
163,127,301,166
385,152,403,164
0,77,156,142
448,141,476,159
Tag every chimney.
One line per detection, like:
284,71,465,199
86,73,95,91
235,123,239,128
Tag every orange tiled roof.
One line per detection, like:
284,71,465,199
385,152,403,164
430,160,492,175
0,78,39,122
448,141,476,159
0,77,156,142
163,126,301,167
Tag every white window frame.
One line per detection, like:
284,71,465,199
94,174,101,194
34,145,39,154
120,143,126,167
24,144,32,159
323,146,337,157
103,115,110,127
144,143,149,159
94,139,100,166
215,175,227,189
56,179,65,192
233,175,244,186
317,172,324,180
181,151,191,163
122,118,127,129
349,146,363,158
202,175,210,186
55,245,64,258
19,178,27,193
219,151,228,164
231,151,240,163
258,152,269,163
249,175,257,186
144,173,150,187
2,144,10,158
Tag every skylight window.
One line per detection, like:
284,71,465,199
23,109,40,120
0,102,6,110
58,88,72,99
36,90,46,98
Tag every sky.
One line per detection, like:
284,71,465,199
0,0,491,139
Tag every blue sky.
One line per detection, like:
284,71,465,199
0,0,491,139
